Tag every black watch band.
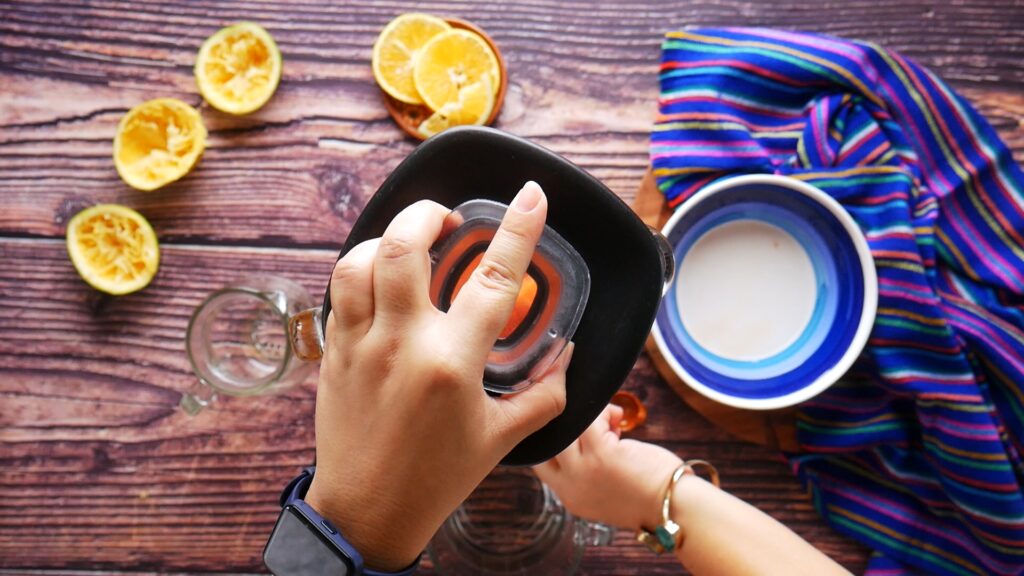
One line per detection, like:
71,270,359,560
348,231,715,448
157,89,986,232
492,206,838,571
264,467,420,576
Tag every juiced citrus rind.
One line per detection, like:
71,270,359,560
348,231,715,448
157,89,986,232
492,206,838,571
113,98,206,192
196,22,282,115
66,204,160,295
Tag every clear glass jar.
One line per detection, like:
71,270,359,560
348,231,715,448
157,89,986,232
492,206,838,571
428,468,614,575
180,275,319,414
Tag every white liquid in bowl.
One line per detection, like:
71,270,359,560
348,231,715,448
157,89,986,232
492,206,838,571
676,219,816,362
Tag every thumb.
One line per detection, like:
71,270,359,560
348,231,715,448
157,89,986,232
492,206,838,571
492,343,573,440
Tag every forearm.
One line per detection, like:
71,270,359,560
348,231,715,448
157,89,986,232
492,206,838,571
665,475,850,576
537,408,847,574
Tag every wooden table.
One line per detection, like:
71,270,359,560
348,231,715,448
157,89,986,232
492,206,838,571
2,1,1022,573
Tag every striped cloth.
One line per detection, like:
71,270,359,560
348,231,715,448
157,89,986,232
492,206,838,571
652,29,1024,575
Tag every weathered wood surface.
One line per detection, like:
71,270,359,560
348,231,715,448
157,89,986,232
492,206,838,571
2,0,1022,573
0,240,865,574
3,1,1024,246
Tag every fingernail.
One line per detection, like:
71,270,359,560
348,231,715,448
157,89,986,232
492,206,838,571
511,181,543,213
561,342,576,368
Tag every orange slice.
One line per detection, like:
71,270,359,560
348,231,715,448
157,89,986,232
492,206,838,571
417,76,494,138
372,13,450,105
412,29,500,113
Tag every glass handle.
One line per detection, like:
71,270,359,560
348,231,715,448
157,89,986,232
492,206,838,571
648,225,675,297
289,306,324,362
180,380,217,416
577,519,616,547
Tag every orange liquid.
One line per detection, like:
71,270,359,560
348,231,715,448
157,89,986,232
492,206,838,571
452,253,538,339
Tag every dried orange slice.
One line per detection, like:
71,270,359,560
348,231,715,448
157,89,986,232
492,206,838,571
372,13,450,105
413,29,499,113
417,75,494,138
66,204,160,295
195,22,282,114
113,98,206,192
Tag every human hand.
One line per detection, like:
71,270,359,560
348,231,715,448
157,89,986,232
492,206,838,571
534,404,682,531
305,182,571,571
540,410,852,576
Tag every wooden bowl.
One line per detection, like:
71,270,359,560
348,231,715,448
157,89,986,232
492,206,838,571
381,17,508,141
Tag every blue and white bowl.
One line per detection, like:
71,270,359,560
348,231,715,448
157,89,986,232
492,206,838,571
652,174,877,410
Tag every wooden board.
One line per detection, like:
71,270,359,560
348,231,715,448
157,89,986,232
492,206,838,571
0,239,866,573
3,0,1023,573
3,2,1024,246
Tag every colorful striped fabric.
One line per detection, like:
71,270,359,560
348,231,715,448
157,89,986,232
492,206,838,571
652,29,1024,575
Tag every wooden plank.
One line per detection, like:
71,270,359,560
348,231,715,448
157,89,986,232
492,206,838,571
1,1,1023,245
0,239,868,572
0,240,331,571
2,1,1023,89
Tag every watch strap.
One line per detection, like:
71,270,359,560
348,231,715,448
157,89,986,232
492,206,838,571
281,467,419,576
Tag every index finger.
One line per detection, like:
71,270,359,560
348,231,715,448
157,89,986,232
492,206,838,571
446,181,547,360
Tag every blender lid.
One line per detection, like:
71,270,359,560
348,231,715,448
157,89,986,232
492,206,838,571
429,199,591,395
323,126,667,465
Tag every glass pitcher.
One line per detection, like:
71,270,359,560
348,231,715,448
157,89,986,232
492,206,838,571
427,468,614,575
180,275,324,415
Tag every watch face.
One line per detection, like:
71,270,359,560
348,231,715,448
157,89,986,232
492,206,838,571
264,505,353,575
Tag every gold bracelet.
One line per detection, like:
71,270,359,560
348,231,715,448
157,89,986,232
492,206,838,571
636,459,720,554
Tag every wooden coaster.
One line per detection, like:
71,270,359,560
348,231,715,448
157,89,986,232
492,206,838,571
633,168,800,452
381,17,508,141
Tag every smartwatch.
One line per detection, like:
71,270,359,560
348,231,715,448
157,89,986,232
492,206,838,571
263,467,419,576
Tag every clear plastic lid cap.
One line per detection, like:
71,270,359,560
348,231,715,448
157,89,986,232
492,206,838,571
430,200,591,394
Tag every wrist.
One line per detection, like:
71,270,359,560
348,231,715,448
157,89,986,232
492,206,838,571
636,454,684,531
667,473,713,544
304,476,423,573
652,461,719,554
635,457,721,556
